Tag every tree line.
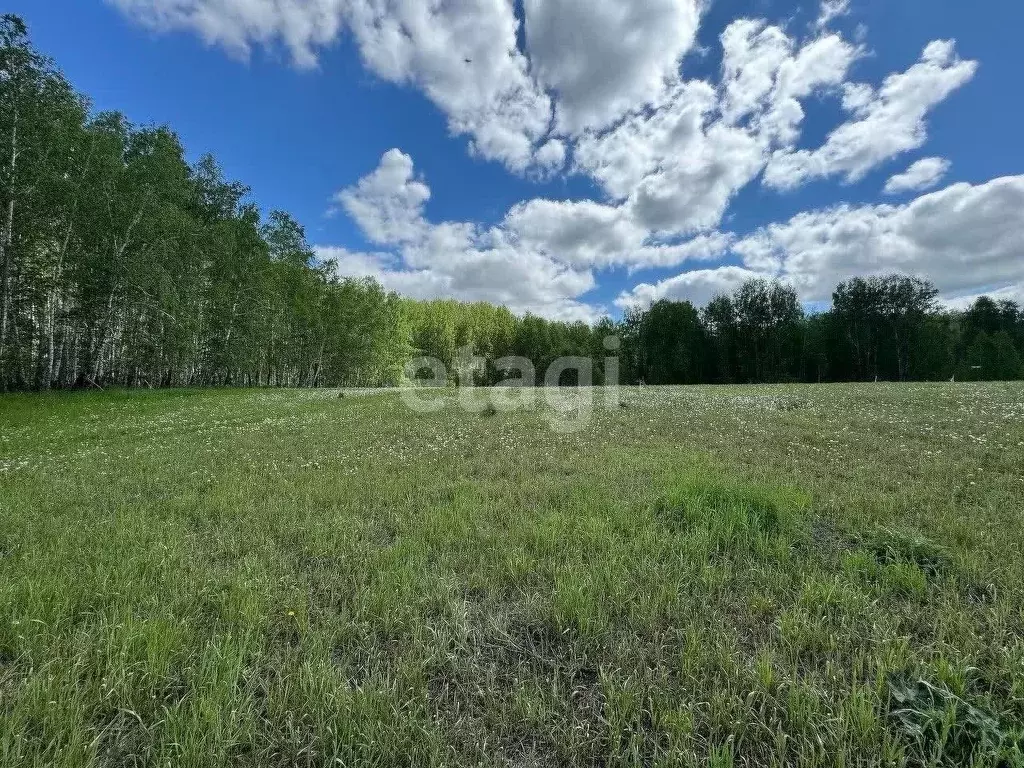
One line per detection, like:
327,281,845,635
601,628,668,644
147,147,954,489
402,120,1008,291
0,15,411,391
406,276,1023,387
619,277,1023,385
2,15,1021,392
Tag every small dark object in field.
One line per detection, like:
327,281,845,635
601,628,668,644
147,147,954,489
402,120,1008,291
481,403,498,417
338,392,345,399
619,401,630,409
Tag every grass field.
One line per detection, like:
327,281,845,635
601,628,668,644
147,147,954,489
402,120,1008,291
1,384,1023,767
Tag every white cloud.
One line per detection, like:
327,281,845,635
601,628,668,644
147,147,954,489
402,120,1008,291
110,2,1008,320
106,0,346,68
326,150,600,321
316,246,398,280
814,0,850,32
504,199,643,267
320,239,601,322
503,197,734,269
523,0,701,135
574,81,768,237
761,32,862,144
107,1,857,183
765,40,977,189
575,21,858,236
616,266,768,310
343,0,554,172
111,0,960,197
110,0,556,172
328,149,741,317
884,157,950,194
720,20,795,126
533,139,567,174
619,175,1024,312
333,149,430,245
626,122,767,234
574,81,717,200
941,283,1024,311
721,21,859,141
733,175,1024,301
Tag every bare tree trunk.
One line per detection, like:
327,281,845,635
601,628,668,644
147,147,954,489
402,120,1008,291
53,323,67,387
312,339,325,387
0,111,17,378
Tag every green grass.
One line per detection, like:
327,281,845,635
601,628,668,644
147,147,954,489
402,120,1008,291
1,384,1023,767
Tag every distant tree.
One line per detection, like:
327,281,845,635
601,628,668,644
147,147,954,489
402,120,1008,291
799,313,832,383
702,294,738,383
633,300,708,385
881,275,938,380
833,274,937,381
961,329,1024,381
732,279,803,382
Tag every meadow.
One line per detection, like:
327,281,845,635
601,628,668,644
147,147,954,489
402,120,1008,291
0,383,1022,767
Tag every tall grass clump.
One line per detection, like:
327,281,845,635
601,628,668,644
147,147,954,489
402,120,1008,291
656,472,810,556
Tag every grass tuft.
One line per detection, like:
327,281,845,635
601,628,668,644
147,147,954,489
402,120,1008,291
657,472,809,553
861,528,951,580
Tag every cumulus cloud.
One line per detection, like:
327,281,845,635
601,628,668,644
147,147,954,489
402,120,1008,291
332,149,430,245
326,149,600,321
503,197,734,269
619,175,1024,311
328,148,744,318
106,0,865,184
110,1,966,193
523,0,701,134
321,241,601,322
625,26,854,226
626,123,766,234
759,32,862,144
342,0,555,172
504,199,643,267
814,0,850,32
316,246,398,280
575,21,858,236
733,175,1024,301
942,283,1024,311
765,40,977,189
884,157,950,194
110,0,556,172
106,0,346,68
110,1,1000,320
616,266,768,310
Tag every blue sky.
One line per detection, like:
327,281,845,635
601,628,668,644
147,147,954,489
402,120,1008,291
11,0,1024,320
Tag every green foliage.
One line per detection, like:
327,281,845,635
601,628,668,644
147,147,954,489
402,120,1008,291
887,676,1020,767
637,299,709,384
831,275,939,382
0,17,410,390
859,528,951,580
